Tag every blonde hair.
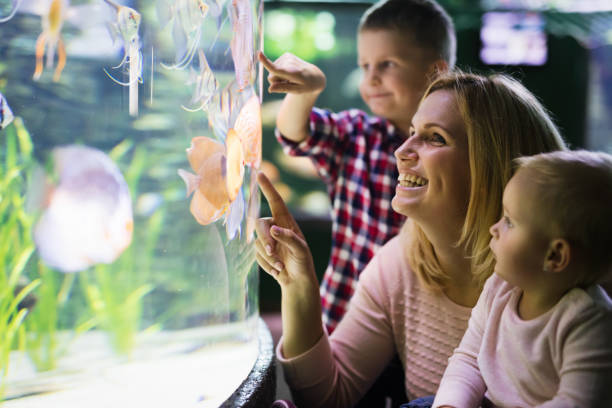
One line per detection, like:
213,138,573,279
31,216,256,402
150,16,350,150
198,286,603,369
515,150,612,285
406,71,567,290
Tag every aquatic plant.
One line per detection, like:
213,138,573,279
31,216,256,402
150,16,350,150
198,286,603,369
0,118,40,399
78,142,164,356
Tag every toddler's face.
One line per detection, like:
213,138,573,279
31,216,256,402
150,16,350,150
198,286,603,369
357,28,436,133
489,170,551,290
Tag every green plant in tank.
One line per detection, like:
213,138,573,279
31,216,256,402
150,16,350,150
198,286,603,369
0,117,41,400
78,141,163,356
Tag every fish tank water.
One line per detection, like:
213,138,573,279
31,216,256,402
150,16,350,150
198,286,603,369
0,0,263,406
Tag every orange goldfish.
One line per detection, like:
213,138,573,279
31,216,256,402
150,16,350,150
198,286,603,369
103,0,142,116
178,131,245,227
32,145,133,273
33,0,68,82
233,94,261,168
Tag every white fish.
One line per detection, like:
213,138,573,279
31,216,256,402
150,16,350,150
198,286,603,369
0,92,14,129
182,49,218,112
33,145,133,273
103,0,142,116
224,187,244,240
157,0,208,70
229,0,254,91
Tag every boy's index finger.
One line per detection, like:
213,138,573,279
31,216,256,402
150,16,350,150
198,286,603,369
257,51,280,74
258,52,299,82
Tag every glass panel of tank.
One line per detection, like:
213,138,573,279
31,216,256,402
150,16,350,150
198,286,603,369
0,0,262,405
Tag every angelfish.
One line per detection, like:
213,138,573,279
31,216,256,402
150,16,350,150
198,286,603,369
0,92,14,129
103,0,142,116
32,145,133,273
229,0,254,91
157,0,208,70
33,0,68,82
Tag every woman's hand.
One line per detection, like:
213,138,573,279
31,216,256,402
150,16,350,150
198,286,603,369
255,172,317,289
255,171,323,358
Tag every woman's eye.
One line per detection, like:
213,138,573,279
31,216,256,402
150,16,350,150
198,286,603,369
428,133,446,145
504,216,513,228
380,61,393,69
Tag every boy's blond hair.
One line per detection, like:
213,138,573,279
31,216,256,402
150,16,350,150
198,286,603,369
406,71,567,290
359,0,456,68
515,150,612,285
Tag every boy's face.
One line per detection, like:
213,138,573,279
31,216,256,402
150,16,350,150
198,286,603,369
357,28,437,133
489,170,552,290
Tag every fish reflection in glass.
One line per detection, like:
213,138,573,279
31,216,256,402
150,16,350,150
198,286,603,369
0,0,22,23
103,0,142,117
158,0,209,70
0,92,14,129
178,131,245,230
32,145,133,273
33,0,68,82
182,49,219,112
233,93,262,168
229,0,254,91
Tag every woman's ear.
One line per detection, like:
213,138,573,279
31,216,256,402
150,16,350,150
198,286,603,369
543,239,571,273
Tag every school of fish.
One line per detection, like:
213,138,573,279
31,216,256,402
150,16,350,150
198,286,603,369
2,0,262,253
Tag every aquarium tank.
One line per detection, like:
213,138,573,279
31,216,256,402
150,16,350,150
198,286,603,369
0,0,263,406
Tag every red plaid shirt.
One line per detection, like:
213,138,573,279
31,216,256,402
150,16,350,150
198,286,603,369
276,108,406,332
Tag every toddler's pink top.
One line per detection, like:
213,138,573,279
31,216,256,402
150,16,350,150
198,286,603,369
434,273,612,407
277,235,472,408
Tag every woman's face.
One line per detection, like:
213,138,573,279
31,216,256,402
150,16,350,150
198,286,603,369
391,89,470,228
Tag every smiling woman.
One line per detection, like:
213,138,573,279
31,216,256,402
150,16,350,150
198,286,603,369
392,89,470,233
254,70,567,408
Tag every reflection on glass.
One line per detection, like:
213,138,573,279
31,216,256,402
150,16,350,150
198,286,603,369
0,0,262,405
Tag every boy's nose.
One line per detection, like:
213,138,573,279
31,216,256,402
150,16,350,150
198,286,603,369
364,69,381,85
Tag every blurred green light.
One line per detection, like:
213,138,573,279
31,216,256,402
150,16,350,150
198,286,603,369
267,11,296,38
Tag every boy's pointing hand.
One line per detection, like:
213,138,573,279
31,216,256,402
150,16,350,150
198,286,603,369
258,51,326,95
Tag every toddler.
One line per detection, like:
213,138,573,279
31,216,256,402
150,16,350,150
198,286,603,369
433,150,612,407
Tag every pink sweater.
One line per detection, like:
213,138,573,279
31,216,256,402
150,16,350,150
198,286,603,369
277,235,472,407
434,273,612,407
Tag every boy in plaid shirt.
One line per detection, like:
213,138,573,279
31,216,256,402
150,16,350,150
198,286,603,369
258,0,456,333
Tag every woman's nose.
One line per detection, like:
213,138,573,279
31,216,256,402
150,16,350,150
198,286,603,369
395,136,419,162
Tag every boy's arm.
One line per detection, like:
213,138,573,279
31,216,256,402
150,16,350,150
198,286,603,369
258,52,326,143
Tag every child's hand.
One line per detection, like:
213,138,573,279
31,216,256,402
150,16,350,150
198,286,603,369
255,172,317,289
258,51,326,95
